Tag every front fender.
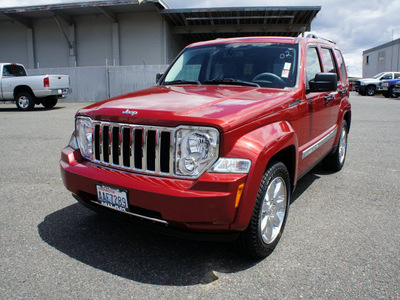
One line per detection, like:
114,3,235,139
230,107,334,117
225,120,298,231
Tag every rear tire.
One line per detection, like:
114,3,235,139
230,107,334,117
240,161,290,259
389,87,398,98
323,120,348,172
15,92,35,111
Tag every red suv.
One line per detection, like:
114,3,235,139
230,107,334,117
60,36,351,258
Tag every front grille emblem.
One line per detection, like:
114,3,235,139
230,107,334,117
122,109,138,116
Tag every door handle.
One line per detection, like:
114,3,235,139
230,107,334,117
324,94,333,105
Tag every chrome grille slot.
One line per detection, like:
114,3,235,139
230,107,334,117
92,121,173,176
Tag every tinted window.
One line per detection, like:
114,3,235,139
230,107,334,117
394,73,400,79
164,43,299,89
3,65,26,77
321,48,338,75
306,47,322,84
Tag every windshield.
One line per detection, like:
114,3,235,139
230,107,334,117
2,65,26,77
372,72,384,79
163,43,298,89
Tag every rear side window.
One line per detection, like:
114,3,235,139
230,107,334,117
321,48,338,75
2,65,26,77
306,47,322,84
394,73,400,79
334,49,348,82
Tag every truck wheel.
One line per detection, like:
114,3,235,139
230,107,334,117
323,120,348,172
42,97,58,109
16,92,35,111
240,161,290,259
389,87,398,98
366,85,375,96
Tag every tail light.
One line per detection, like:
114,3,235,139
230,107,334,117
44,77,50,88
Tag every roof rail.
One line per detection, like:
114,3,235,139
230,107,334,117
306,33,336,44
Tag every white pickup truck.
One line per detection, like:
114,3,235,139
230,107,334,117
0,63,70,110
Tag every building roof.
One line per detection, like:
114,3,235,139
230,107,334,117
161,6,320,43
0,0,169,26
363,38,400,55
0,1,319,43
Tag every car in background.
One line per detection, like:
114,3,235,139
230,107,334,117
376,77,400,98
0,63,70,110
348,77,360,91
392,82,400,97
355,72,400,96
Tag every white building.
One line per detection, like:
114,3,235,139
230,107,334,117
363,39,400,78
0,1,320,101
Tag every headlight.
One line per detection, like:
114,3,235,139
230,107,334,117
175,126,219,177
76,116,93,160
208,158,251,174
383,83,389,87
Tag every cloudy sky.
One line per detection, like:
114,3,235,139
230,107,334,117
1,0,400,76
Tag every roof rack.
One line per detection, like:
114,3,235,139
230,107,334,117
306,33,336,44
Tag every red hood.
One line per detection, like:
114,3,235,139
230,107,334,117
78,85,298,132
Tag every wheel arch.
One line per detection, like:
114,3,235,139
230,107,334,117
343,110,351,133
267,145,296,194
13,85,35,99
226,121,298,231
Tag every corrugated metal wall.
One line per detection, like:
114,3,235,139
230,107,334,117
27,65,169,102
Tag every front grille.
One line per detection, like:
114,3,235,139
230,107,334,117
354,81,360,91
93,121,174,176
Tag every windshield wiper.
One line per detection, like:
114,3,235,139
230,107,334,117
204,78,260,87
164,79,201,85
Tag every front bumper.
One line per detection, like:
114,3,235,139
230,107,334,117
60,146,248,233
376,86,389,92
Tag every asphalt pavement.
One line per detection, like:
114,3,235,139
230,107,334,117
0,93,399,299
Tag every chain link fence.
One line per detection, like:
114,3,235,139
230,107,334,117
27,65,169,102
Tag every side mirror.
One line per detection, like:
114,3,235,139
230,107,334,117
156,73,163,84
309,72,337,92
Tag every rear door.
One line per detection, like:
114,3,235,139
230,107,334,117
305,46,333,140
298,45,341,173
320,47,342,126
334,49,349,120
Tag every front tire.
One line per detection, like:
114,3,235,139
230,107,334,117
323,120,348,172
366,85,375,96
16,92,35,111
240,161,290,259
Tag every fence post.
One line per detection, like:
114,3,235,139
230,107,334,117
106,59,110,99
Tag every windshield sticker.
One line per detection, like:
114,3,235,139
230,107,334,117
284,62,291,70
282,70,290,78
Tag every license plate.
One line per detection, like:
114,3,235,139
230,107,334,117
96,184,129,212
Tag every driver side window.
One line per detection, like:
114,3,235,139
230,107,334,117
306,47,322,86
381,73,393,80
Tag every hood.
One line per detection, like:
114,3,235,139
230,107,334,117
358,78,379,84
78,85,298,132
